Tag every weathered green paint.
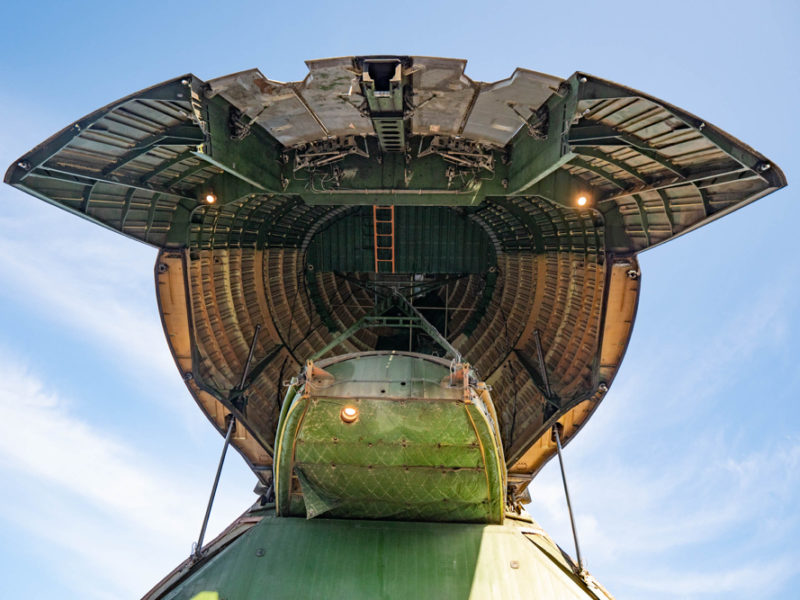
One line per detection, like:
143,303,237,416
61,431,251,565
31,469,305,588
284,141,503,206
196,95,284,191
156,511,605,600
4,75,195,186
569,157,627,189
102,124,205,175
568,123,688,177
360,57,407,152
505,77,580,195
571,146,649,183
33,163,196,201
307,206,495,273
274,353,505,523
6,57,786,509
576,73,783,188
8,58,787,600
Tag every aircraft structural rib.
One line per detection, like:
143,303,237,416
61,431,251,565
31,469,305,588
5,56,786,506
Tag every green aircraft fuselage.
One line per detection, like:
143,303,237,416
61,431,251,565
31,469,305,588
5,55,785,599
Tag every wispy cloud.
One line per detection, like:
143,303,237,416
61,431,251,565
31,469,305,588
0,353,253,599
527,267,800,599
0,210,171,375
0,202,197,424
0,136,256,598
531,430,800,598
620,557,798,598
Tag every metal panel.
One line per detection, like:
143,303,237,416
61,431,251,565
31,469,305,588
410,56,475,137
150,511,608,600
208,69,328,145
274,354,505,523
462,68,562,145
304,57,374,138
307,206,496,274
6,57,786,494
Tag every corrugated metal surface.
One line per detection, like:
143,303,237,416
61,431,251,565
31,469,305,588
7,77,219,247
565,76,780,253
6,57,786,493
307,206,496,273
208,58,561,147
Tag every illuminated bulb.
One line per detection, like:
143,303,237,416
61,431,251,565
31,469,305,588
577,195,588,207
205,193,217,204
340,405,359,424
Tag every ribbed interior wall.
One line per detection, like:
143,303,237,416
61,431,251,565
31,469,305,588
569,96,774,252
465,198,606,453
438,275,487,340
460,253,533,374
311,272,379,349
487,352,548,452
188,248,297,447
184,194,605,459
262,248,367,360
21,94,221,247
190,195,336,250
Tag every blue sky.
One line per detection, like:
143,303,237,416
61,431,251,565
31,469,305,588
0,1,797,598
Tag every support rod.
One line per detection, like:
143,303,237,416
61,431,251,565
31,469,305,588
239,324,262,390
533,330,552,398
393,291,461,362
192,326,261,560
193,414,235,560
553,424,583,571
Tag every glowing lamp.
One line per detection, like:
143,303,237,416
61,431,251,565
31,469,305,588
340,406,359,424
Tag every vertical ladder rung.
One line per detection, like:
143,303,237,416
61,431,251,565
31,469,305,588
373,205,396,273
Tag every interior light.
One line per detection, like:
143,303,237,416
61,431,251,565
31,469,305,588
205,193,217,204
340,405,359,424
577,195,588,207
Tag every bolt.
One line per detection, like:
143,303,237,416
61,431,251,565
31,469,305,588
255,548,265,557
510,560,520,569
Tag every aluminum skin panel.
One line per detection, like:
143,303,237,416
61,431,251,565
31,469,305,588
462,68,562,145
